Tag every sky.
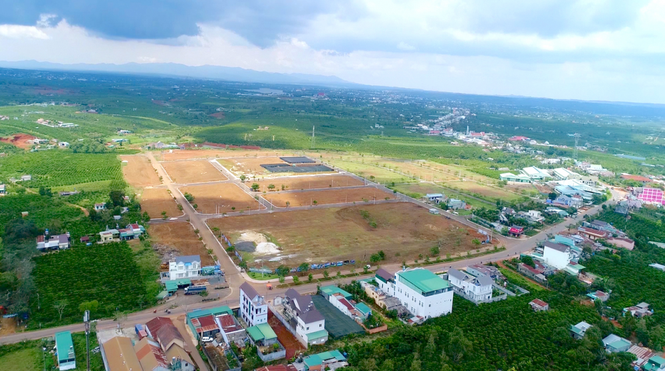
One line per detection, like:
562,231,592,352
0,0,664,103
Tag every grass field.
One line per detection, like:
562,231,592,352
161,160,227,183
391,183,492,208
207,202,485,268
254,174,364,192
159,149,291,161
150,222,215,266
445,181,521,201
318,158,411,184
0,347,41,371
179,183,261,214
264,187,396,207
139,188,182,218
120,155,161,188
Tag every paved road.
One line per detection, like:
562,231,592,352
0,154,621,346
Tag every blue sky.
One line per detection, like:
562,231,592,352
0,0,664,103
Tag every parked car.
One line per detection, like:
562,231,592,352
201,336,213,343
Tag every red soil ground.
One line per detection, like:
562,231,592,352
268,311,305,359
0,133,37,149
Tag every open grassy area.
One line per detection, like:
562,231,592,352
208,202,486,269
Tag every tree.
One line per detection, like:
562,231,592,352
548,192,558,200
298,263,310,272
268,184,275,191
251,183,260,191
110,190,125,207
378,250,386,260
520,255,536,268
54,300,68,321
240,175,247,182
410,352,422,371
312,200,318,205
308,273,313,283
292,275,300,284
79,300,99,315
430,246,440,257
448,327,472,363
323,270,330,279
276,265,290,277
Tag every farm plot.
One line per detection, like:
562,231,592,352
216,157,288,177
311,295,364,338
208,202,485,269
139,188,182,218
315,158,411,184
179,183,260,214
265,187,397,207
255,174,364,192
161,160,227,183
150,222,215,266
0,133,37,149
445,181,521,201
120,155,161,188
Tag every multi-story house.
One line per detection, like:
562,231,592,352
283,289,328,346
239,282,268,327
447,269,493,303
376,268,454,319
168,255,201,280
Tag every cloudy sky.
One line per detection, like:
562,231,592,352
1,0,664,103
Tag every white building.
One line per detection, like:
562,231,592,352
375,268,454,319
520,167,552,181
239,282,268,327
168,255,201,280
37,233,70,251
283,289,328,346
447,269,493,303
542,242,571,269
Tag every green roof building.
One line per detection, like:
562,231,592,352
397,269,450,295
54,331,76,371
303,349,347,370
320,285,352,300
644,355,665,371
393,268,454,318
247,323,278,345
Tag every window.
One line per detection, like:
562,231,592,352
307,327,309,330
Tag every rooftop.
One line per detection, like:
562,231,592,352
247,323,278,342
240,282,260,300
397,269,450,294
54,331,74,363
543,241,570,253
303,350,346,367
175,255,200,264
102,337,142,371
320,285,352,299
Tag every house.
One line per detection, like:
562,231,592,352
424,193,444,202
55,331,76,371
623,302,652,318
602,334,631,353
101,336,142,371
164,345,196,371
626,345,654,368
94,203,107,211
327,292,368,321
570,321,592,340
518,263,547,283
529,299,549,312
466,264,503,280
587,290,610,302
186,306,234,340
542,242,571,269
552,168,579,180
283,288,328,346
247,323,278,347
578,227,609,240
545,207,569,217
0,184,5,195
588,220,616,233
239,282,268,327
649,263,665,272
37,233,70,250
319,285,353,301
376,268,454,319
59,141,70,148
21,174,32,181
621,174,652,183
168,255,201,280
638,188,665,206
508,225,524,237
447,199,466,210
525,210,544,223
134,337,170,371
644,356,665,371
302,350,348,371
145,317,186,352
98,228,119,243
216,312,247,344
447,269,493,303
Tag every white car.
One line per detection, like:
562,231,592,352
201,336,213,343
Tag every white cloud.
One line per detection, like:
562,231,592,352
0,1,664,103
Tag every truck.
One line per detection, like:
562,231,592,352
184,285,207,295
429,208,440,215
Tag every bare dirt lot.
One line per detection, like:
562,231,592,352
161,160,228,183
150,222,216,266
179,183,261,214
265,187,397,207
120,155,161,188
217,157,288,177
255,175,364,192
139,188,182,218
0,133,37,149
207,202,486,268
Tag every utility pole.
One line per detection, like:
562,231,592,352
84,310,90,371
573,133,580,160
311,125,315,149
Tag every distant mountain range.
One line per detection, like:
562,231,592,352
0,60,355,87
